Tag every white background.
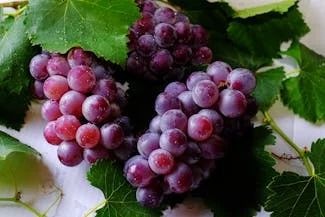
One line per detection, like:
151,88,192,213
0,0,325,217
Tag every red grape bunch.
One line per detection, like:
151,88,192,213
127,0,213,81
29,48,137,167
123,60,258,208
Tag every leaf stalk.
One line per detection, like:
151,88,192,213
83,199,107,217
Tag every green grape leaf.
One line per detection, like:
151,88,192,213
0,16,14,40
194,126,278,217
253,67,285,111
26,0,140,65
280,42,325,123
87,160,162,217
0,130,40,160
0,15,40,130
227,6,309,59
265,139,325,217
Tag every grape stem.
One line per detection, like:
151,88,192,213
0,195,44,217
3,4,27,17
0,1,28,8
263,111,315,176
83,199,107,217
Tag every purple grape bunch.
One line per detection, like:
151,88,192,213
29,48,137,166
124,60,258,208
127,0,213,81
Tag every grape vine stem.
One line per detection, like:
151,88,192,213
0,196,43,217
263,111,315,176
0,1,28,8
83,199,107,217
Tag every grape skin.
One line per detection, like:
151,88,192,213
59,90,86,118
159,109,187,132
187,114,213,141
148,148,175,175
218,89,247,118
67,65,96,93
43,75,69,101
57,140,83,167
82,95,111,124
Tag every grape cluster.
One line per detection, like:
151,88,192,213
123,60,257,207
29,48,137,166
127,0,213,81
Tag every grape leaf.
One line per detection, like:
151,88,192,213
26,0,140,65
265,139,325,217
0,130,40,160
227,6,309,59
280,42,325,123
87,160,162,217
0,15,40,130
0,16,14,40
253,67,285,111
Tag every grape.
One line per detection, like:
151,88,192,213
172,44,192,65
175,11,190,23
100,123,124,149
174,22,192,44
115,87,128,108
47,56,70,76
154,7,176,24
136,183,164,208
192,46,213,65
128,28,138,51
155,92,181,115
57,140,83,166
113,136,137,161
55,115,81,141
163,66,185,81
148,149,175,174
179,141,201,165
31,80,45,100
67,65,96,93
83,145,111,164
227,68,256,95
142,0,158,14
218,89,247,118
186,71,210,90
126,51,146,77
165,162,193,194
132,16,155,36
43,121,62,145
29,54,49,80
199,135,225,160
192,80,219,108
149,115,162,134
159,109,187,132
159,129,187,156
76,123,100,148
124,155,145,174
91,78,117,102
197,159,216,179
191,25,208,47
187,114,213,141
177,91,200,116
137,133,160,158
67,47,93,67
206,61,232,86
41,100,62,122
154,23,176,48
245,95,259,118
149,49,174,74
199,109,224,133
114,116,134,136
190,165,204,190
124,156,155,187
82,95,111,124
164,81,187,97
107,103,121,120
59,90,86,118
43,75,69,101
136,34,157,57
92,65,111,80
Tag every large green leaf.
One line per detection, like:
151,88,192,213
26,0,140,65
281,42,325,122
0,15,39,130
265,139,325,217
87,160,162,217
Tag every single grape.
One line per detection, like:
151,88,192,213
67,47,93,67
100,123,124,149
172,44,192,65
43,75,69,101
76,123,100,148
159,109,187,132
164,81,187,97
43,121,62,145
47,56,70,77
227,68,256,95
149,49,174,74
82,95,111,124
136,183,164,208
124,155,144,174
137,132,160,158
174,22,192,44
154,7,176,24
165,162,193,194
128,28,138,51
136,34,158,57
132,16,155,36
154,23,176,48
91,78,117,102
126,51,146,77
57,140,83,166
245,95,259,118
113,136,137,161
192,80,219,108
159,128,187,156
179,141,201,165
83,145,112,164
218,89,247,118
206,61,232,86
55,115,81,141
155,92,181,115
149,115,162,134
107,103,121,120
175,11,190,23
41,100,62,122
59,90,86,118
190,166,204,190
67,65,96,93
114,116,134,136
198,109,224,133
199,135,225,160
29,54,49,80
191,25,208,47
192,46,213,65
31,80,46,99
148,149,175,174
187,114,213,141
142,0,158,14
115,87,128,108
186,71,210,90
124,156,155,187
177,90,200,116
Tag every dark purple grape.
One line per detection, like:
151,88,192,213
155,92,181,115
165,162,193,194
227,68,256,95
192,46,213,65
67,47,93,67
175,11,189,23
192,80,219,108
55,115,81,141
164,81,187,97
136,181,164,208
31,80,46,99
187,114,213,141
245,95,259,118
148,149,175,174
83,145,112,164
127,51,146,77
136,34,158,57
82,95,111,124
137,132,160,158
199,135,225,160
124,156,155,187
142,1,158,14
100,123,124,149
206,61,232,87
186,71,210,90
175,22,192,44
190,166,204,190
91,78,117,102
113,136,137,161
107,103,121,120
179,141,201,165
29,54,49,80
76,123,100,148
92,65,112,80
199,109,224,134
59,90,86,118
172,44,192,65
128,28,138,51
132,15,155,36
218,89,247,118
67,65,96,93
154,23,176,48
115,87,128,108
149,49,173,74
114,116,133,136
177,90,200,116
43,75,69,101
159,109,187,132
149,115,162,134
159,128,187,156
43,121,62,145
197,159,216,179
41,100,62,122
57,140,83,167
163,66,185,81
154,7,176,24
47,56,70,77
191,25,208,47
